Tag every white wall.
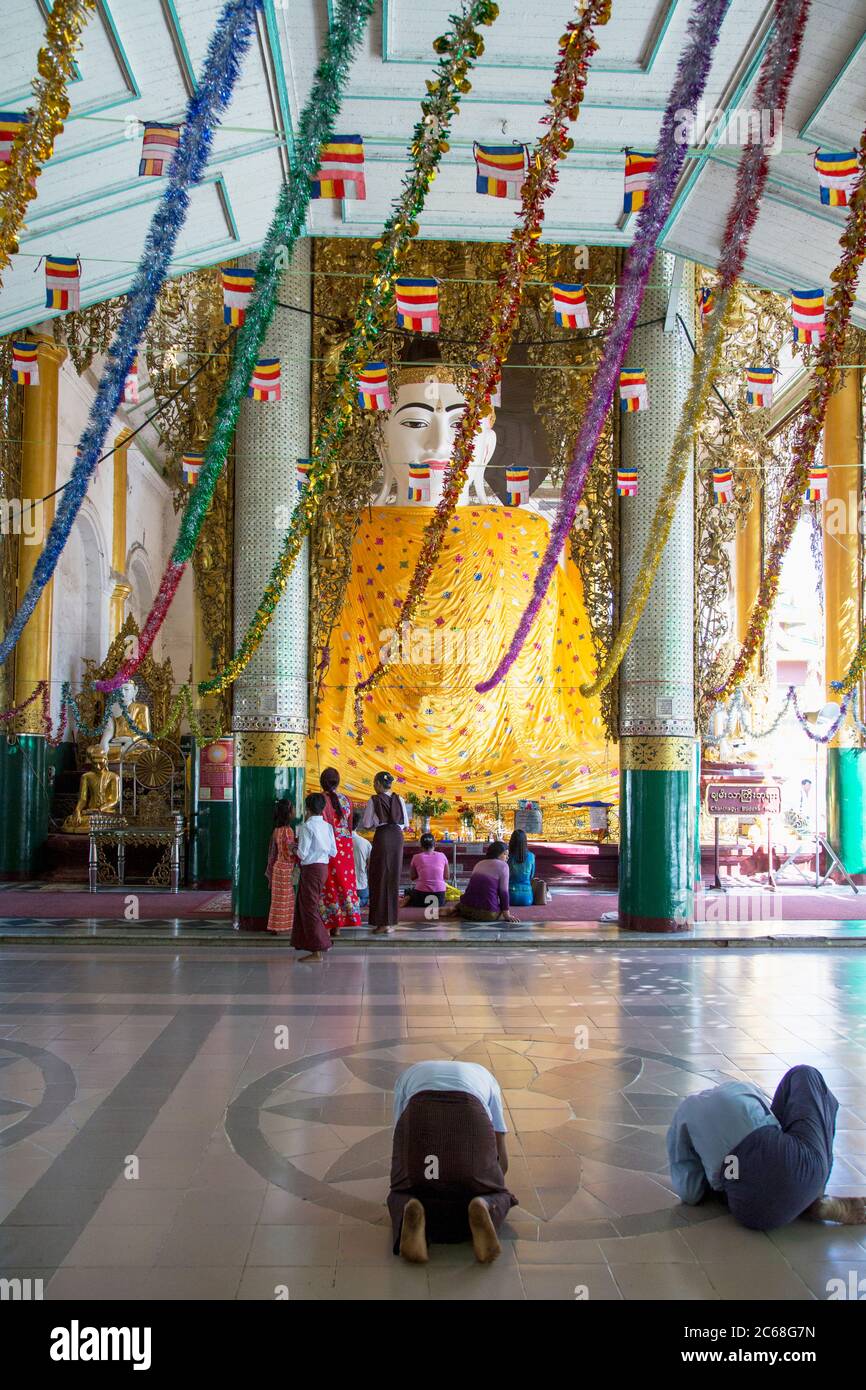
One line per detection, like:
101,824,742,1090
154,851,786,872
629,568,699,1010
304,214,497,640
49,358,193,733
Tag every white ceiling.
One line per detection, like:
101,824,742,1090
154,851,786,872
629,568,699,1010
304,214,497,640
2,0,866,336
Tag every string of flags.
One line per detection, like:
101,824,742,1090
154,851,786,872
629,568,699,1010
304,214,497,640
623,150,656,214
505,468,530,506
407,465,430,503
619,369,648,412
395,277,440,333
552,281,589,329
222,267,255,325
791,288,825,344
699,286,715,320
44,255,80,311
805,465,828,502
248,358,281,402
474,143,528,200
746,366,774,408
311,135,366,200
0,111,29,165
712,467,734,504
123,356,139,405
181,452,203,486
11,341,38,386
296,460,311,493
616,468,638,497
357,362,391,411
139,123,181,177
814,149,859,206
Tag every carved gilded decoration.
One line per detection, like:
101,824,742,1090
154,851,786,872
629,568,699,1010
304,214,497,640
620,735,695,772
77,615,175,756
234,731,306,767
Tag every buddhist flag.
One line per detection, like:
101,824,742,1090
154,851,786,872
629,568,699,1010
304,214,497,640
0,111,28,164
357,362,391,411
139,123,181,176
700,286,715,320
474,143,527,199
123,356,139,404
623,150,656,214
814,150,859,206
248,358,281,402
44,256,80,312
616,469,638,497
182,452,203,485
505,468,530,506
396,278,440,334
222,267,255,326
746,366,774,408
296,459,311,493
407,465,430,503
619,369,648,412
11,341,38,386
311,135,366,200
552,282,589,330
712,467,734,503
791,289,826,344
805,465,828,502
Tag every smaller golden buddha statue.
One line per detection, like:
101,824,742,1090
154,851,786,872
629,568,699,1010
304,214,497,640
98,680,152,761
63,745,121,834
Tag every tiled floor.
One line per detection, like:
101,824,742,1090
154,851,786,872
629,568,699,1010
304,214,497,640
1,944,865,1300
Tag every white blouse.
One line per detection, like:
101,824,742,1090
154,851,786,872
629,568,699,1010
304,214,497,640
360,793,411,831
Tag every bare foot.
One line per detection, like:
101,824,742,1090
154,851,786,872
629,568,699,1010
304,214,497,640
805,1195,866,1225
399,1198,428,1263
468,1196,501,1263
298,951,323,963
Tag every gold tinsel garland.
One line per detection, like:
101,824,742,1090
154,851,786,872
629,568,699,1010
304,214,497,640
0,0,97,283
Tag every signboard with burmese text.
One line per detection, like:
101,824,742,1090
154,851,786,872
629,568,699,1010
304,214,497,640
705,783,781,817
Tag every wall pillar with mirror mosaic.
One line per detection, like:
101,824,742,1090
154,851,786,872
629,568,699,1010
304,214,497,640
618,253,697,931
231,246,310,929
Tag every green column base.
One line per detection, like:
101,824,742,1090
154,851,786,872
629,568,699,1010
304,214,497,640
827,746,866,877
188,739,233,887
0,735,50,878
233,733,305,931
619,754,695,932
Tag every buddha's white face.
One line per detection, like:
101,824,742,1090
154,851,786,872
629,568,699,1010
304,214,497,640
378,377,496,507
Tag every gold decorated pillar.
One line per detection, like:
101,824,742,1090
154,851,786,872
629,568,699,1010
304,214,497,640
823,368,866,873
736,488,762,648
13,335,66,718
108,429,132,640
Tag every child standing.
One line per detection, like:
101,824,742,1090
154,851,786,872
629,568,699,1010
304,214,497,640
265,800,297,934
352,809,373,908
292,792,336,962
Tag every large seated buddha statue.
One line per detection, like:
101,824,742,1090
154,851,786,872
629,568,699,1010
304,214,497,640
310,345,614,815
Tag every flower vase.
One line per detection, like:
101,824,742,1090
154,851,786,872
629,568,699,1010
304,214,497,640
421,816,431,835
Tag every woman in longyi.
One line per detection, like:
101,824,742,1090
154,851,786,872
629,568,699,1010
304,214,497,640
311,351,613,813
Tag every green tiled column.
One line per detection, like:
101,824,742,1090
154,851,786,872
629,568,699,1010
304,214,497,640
231,245,310,931
0,735,49,877
618,254,696,931
827,747,866,878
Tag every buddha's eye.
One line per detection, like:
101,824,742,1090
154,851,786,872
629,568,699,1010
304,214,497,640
400,418,428,429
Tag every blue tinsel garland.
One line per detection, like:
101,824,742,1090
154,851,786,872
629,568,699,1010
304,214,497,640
0,0,262,666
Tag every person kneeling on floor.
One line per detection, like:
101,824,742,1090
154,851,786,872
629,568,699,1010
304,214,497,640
388,1059,517,1263
667,1065,866,1230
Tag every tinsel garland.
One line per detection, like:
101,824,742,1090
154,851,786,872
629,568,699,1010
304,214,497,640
578,0,811,699
98,0,378,695
705,686,853,745
474,0,733,695
352,0,614,741
196,0,501,699
0,0,262,670
711,122,866,700
0,681,221,747
0,0,96,284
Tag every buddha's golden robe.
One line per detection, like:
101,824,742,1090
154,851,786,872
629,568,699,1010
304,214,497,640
310,506,617,814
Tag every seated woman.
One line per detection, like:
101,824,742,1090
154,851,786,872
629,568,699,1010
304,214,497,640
667,1065,866,1230
459,840,520,924
406,832,450,908
507,829,537,908
388,1059,517,1264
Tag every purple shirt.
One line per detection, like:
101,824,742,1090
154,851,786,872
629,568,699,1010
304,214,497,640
461,858,509,913
410,850,449,894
